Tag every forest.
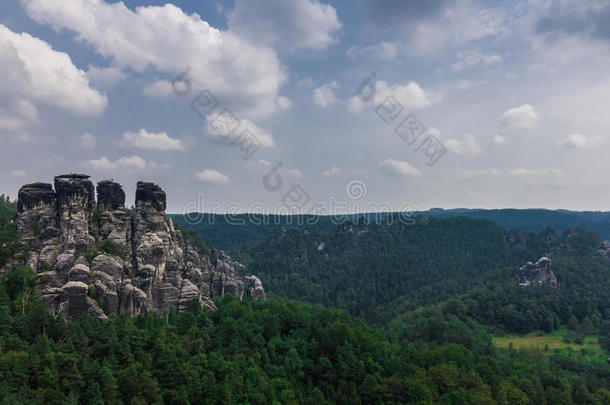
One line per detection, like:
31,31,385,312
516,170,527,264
2,197,610,404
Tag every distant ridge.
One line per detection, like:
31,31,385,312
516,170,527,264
170,208,610,254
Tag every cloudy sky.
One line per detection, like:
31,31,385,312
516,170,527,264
1,0,610,213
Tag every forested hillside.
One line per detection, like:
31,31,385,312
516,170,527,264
170,213,342,254
234,216,603,324
2,265,610,404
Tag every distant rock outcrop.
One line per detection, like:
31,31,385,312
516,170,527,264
518,257,558,287
593,241,610,260
12,174,265,321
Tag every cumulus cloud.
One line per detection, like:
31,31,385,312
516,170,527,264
204,112,275,148
0,24,107,120
196,169,231,184
85,155,156,171
445,134,482,154
80,132,96,148
227,0,341,51
122,129,185,151
502,104,539,129
559,133,601,149
346,41,399,60
312,81,339,107
378,158,421,177
22,0,286,119
347,80,438,113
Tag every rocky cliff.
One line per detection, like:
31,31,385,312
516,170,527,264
518,257,558,287
12,174,265,320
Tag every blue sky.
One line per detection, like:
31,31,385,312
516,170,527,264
1,0,610,213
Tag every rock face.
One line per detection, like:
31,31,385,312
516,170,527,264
12,174,265,321
518,257,558,287
593,241,610,260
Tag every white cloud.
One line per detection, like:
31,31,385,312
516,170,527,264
347,80,438,112
456,168,564,185
142,80,174,98
122,129,185,151
492,134,507,145
252,160,302,178
15,99,37,121
87,65,126,88
0,100,38,139
285,168,304,178
346,97,364,113
22,0,285,119
85,155,155,171
510,168,563,177
346,41,399,60
323,166,342,176
445,134,482,154
378,158,421,177
196,169,231,184
457,168,500,179
313,81,339,107
502,104,539,129
204,112,275,148
298,77,315,88
559,133,600,149
509,168,564,186
0,110,27,131
0,24,107,118
227,0,341,51
80,132,96,148
408,1,510,54
277,96,293,111
256,159,272,168
10,169,28,178
452,50,502,71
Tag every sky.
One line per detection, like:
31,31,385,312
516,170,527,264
1,0,610,214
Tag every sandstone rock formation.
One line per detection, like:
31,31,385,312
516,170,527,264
518,257,558,287
13,174,265,320
593,241,610,260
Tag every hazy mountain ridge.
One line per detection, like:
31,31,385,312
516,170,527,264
171,208,610,255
